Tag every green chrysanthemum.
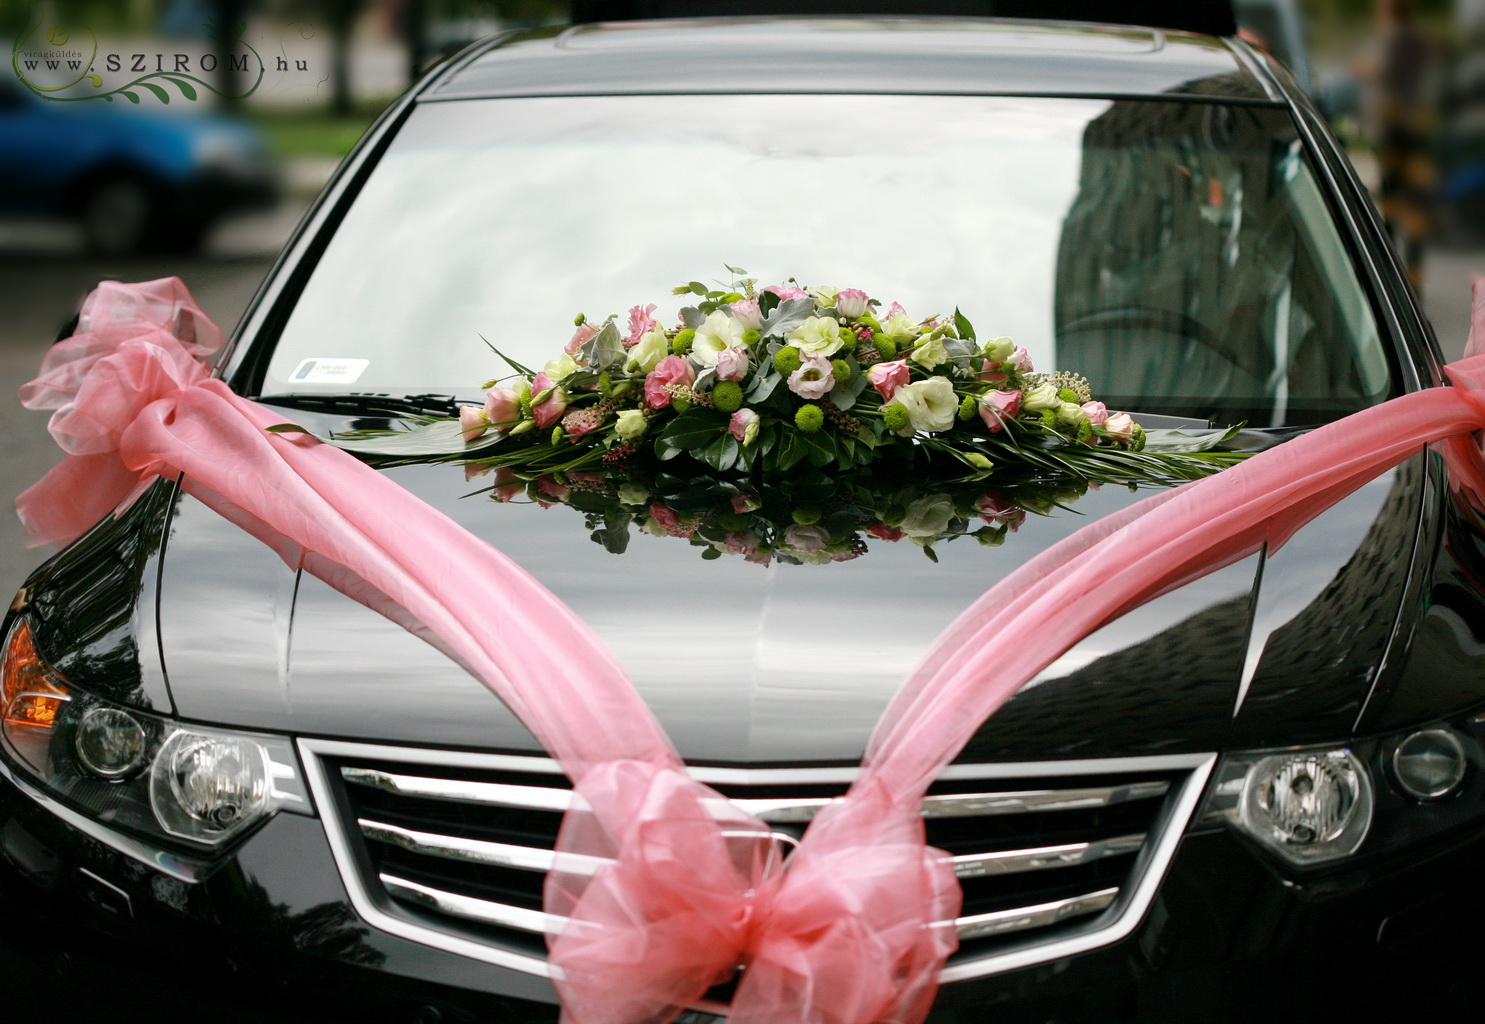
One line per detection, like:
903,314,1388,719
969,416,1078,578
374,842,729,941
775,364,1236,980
671,329,695,355
1076,419,1093,445
774,346,803,375
958,394,978,421
741,329,761,347
1131,423,1146,451
1041,408,1058,429
831,359,852,384
791,508,822,525
795,405,825,433
883,402,910,433
1058,387,1080,403
712,381,744,414
872,334,898,360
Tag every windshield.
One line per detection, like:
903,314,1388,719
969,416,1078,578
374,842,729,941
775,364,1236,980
260,93,1392,428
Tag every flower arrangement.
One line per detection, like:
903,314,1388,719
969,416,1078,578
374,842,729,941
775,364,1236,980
278,269,1243,485
469,460,1106,566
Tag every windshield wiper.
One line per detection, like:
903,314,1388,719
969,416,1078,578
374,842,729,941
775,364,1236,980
257,393,464,418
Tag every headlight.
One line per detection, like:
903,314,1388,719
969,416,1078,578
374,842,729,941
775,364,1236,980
1204,746,1373,865
1,617,311,853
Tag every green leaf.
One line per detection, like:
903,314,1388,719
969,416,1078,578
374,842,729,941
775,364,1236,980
266,419,492,457
688,281,708,296
775,432,806,471
169,76,198,100
479,334,537,378
796,429,835,467
679,306,704,330
953,307,976,342
656,410,727,451
693,432,742,472
1140,427,1238,454
760,297,813,340
724,264,749,276
759,290,780,316
579,320,624,370
141,82,171,103
123,90,140,104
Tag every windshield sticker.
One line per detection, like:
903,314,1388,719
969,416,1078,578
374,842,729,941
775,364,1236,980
289,358,369,385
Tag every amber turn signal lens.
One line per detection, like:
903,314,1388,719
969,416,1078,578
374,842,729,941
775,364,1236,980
2,619,68,730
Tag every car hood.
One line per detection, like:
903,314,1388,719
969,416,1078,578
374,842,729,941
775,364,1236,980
151,453,1426,764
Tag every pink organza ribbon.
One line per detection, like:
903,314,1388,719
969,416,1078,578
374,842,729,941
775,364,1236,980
17,277,1485,1024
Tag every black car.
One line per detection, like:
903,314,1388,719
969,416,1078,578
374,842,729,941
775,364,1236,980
5,15,1484,1024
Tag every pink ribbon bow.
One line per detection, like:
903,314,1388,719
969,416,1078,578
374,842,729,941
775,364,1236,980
16,277,1485,1024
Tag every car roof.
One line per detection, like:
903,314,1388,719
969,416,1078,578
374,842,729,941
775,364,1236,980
425,17,1273,103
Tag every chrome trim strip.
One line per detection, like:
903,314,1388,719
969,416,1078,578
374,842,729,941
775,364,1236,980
381,874,556,934
953,888,1119,941
361,818,558,872
952,834,1145,878
342,765,1167,821
300,738,1218,985
940,754,1216,982
306,737,1211,784
342,767,569,811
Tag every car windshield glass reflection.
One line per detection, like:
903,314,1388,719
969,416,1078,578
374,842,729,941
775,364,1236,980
261,94,1391,428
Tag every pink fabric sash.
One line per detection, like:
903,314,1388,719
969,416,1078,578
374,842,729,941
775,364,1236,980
17,277,1485,1024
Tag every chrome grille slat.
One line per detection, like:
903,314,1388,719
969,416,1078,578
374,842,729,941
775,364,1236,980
379,872,1119,943
952,888,1120,941
359,816,1146,882
341,766,1168,821
951,833,1146,878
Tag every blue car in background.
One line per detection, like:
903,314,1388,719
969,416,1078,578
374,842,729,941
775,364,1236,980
0,75,276,254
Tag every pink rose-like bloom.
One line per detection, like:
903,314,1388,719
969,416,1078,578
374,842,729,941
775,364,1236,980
649,503,680,530
867,359,910,402
729,299,763,331
1080,401,1109,427
715,346,750,381
975,492,1015,519
1008,347,1034,373
977,365,1008,384
978,389,1022,433
729,407,760,443
882,301,909,320
1104,412,1136,442
536,476,570,503
459,405,490,443
490,467,524,503
565,322,598,355
644,355,695,409
762,284,808,301
484,386,521,429
731,493,761,513
783,523,831,552
561,406,606,440
723,531,759,555
788,355,836,399
530,372,569,429
836,288,869,318
867,523,905,542
625,303,658,345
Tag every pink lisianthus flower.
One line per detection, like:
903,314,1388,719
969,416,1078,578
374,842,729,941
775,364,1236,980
731,493,761,513
565,322,598,355
978,389,1022,433
1008,347,1034,373
490,467,524,503
649,503,680,530
1080,401,1109,427
530,372,569,429
788,355,836,399
867,523,905,542
729,299,763,331
835,288,869,318
485,386,521,429
762,284,808,301
561,406,607,440
536,476,570,503
867,359,910,402
977,367,1008,384
625,303,658,345
723,531,760,555
644,355,695,409
975,492,1016,519
458,405,490,443
715,346,750,381
783,523,831,552
729,407,760,445
1103,412,1136,442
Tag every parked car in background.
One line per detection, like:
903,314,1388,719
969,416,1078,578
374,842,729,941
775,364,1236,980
0,74,275,254
4,13,1483,1024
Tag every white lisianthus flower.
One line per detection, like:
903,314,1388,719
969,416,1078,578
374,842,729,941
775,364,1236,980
808,284,840,307
899,494,955,539
981,336,1015,364
614,409,649,440
783,523,832,552
1022,382,1060,412
625,327,669,374
911,335,949,370
879,310,920,338
692,311,747,367
543,352,580,379
618,482,650,506
891,377,957,435
1056,401,1087,428
787,316,846,358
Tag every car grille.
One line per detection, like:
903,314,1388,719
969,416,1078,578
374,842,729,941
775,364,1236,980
300,739,1214,986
